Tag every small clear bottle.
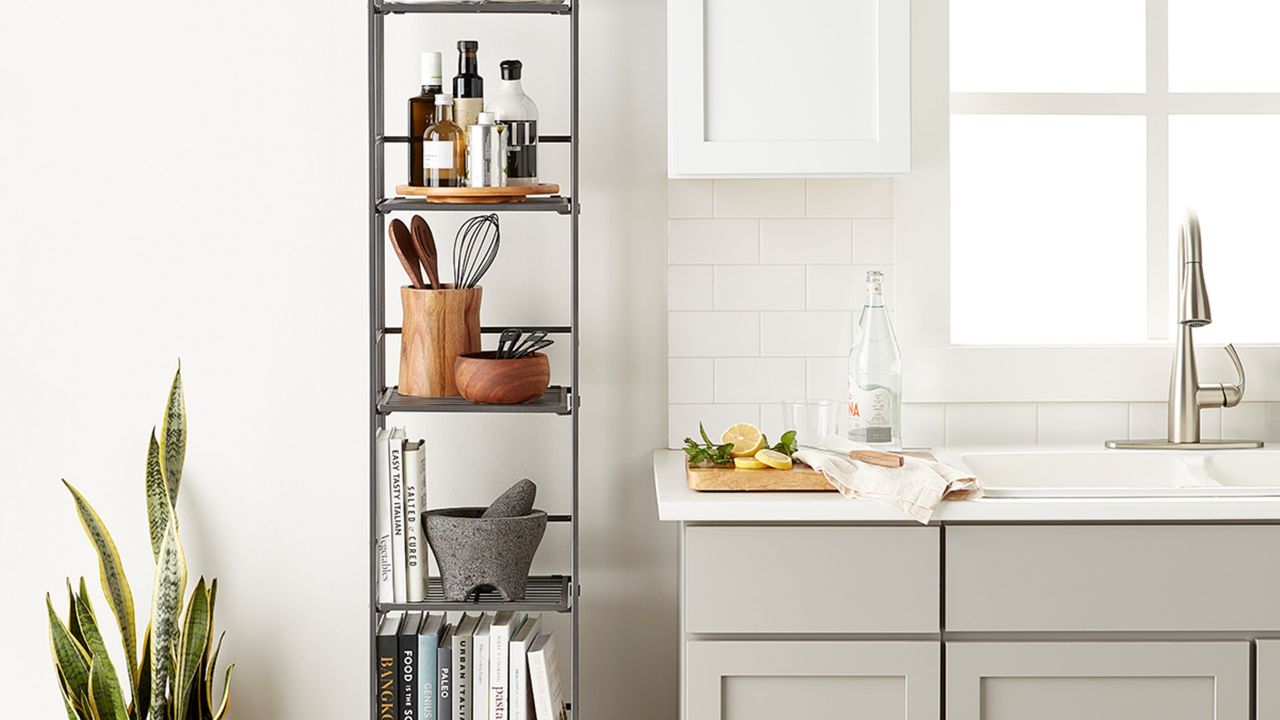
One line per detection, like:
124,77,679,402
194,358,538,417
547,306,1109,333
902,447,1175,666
847,271,902,448
423,94,464,188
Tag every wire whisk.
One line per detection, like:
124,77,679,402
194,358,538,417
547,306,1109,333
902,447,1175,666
453,214,501,289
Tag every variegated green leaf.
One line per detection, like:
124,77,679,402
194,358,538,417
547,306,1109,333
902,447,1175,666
60,684,82,720
88,659,130,720
203,631,225,718
63,481,138,698
133,626,151,720
212,665,233,720
161,364,186,507
48,594,90,710
150,512,187,720
67,580,86,651
146,430,171,561
174,578,211,720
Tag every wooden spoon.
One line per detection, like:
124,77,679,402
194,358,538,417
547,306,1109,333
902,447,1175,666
388,219,425,289
410,215,441,290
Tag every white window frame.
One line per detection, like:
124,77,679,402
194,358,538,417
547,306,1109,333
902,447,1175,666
896,0,1280,403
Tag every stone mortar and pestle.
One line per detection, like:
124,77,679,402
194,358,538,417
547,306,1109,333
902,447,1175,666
423,479,548,601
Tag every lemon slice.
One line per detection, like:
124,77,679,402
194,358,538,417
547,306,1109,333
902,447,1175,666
734,457,767,470
754,449,793,470
721,422,765,458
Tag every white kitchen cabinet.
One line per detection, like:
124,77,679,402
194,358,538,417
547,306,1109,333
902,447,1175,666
687,641,939,720
667,0,910,177
946,642,1250,720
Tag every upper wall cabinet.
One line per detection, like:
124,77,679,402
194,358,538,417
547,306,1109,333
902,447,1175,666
667,0,910,178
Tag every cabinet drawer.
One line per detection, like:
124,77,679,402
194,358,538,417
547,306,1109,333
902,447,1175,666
1259,641,1280,719
946,642,1249,720
683,526,939,634
947,525,1280,632
687,641,939,720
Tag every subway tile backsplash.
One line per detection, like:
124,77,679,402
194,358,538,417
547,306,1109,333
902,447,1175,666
665,178,1280,449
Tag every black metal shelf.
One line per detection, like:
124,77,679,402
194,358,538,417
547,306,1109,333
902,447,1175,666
378,196,573,214
381,325,573,336
377,1,571,14
378,385,572,415
377,575,572,613
379,134,570,144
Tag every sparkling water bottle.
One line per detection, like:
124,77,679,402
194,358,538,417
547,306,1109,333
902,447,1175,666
847,270,902,448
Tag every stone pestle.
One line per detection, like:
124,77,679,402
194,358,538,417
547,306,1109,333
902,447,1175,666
482,478,537,518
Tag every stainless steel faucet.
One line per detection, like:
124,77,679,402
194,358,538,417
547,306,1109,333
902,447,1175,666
1108,210,1263,450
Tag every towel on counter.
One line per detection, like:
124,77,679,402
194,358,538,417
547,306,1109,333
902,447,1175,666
794,436,982,523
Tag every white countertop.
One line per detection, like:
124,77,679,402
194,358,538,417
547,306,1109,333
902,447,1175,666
653,449,1280,523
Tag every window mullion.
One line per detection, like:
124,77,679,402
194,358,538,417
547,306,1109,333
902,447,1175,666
1146,0,1170,341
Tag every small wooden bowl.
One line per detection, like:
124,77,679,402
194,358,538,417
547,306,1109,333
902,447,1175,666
454,351,551,404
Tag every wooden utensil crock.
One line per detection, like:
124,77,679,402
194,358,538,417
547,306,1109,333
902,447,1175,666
454,351,551,404
399,285,482,397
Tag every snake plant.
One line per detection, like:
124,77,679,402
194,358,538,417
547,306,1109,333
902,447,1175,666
47,366,234,720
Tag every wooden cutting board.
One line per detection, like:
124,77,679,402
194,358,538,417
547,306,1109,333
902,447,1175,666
687,462,832,492
686,451,938,492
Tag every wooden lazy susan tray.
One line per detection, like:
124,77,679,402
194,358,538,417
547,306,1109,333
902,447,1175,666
395,183,560,204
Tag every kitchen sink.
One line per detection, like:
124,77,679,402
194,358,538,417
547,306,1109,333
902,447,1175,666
948,448,1280,498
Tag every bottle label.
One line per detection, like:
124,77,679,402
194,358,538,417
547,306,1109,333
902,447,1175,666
422,140,454,170
454,98,485,134
849,380,893,444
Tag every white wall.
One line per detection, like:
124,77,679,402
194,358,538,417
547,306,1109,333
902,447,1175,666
0,0,672,718
666,178,1280,447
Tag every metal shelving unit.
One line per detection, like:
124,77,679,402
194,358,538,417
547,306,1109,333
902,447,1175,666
368,1,580,718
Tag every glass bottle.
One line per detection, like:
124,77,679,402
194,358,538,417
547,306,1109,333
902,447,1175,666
407,52,444,187
452,40,484,140
486,59,539,186
423,94,464,188
847,271,902,448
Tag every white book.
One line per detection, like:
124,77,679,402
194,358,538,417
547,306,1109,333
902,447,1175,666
473,614,493,720
452,614,480,720
487,612,525,720
403,439,427,602
508,617,541,720
527,634,567,720
388,427,408,603
374,428,394,603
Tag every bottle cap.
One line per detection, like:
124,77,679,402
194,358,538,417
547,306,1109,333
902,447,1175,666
458,40,478,51
500,60,523,81
477,111,496,125
421,52,442,85
435,94,453,105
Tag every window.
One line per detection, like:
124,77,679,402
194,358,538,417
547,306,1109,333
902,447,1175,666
949,0,1280,346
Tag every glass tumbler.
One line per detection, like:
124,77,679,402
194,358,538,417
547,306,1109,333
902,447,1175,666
781,400,843,446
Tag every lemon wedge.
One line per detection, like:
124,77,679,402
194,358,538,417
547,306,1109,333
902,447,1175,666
721,422,765,458
754,449,793,470
734,457,767,470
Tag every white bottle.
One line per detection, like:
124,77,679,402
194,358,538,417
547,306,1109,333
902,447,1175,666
847,270,902,448
486,60,539,186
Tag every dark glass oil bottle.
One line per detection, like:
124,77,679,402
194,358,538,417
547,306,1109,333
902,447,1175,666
407,52,443,186
453,40,484,139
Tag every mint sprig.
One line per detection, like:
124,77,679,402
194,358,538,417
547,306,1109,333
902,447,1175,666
760,430,799,458
683,423,736,466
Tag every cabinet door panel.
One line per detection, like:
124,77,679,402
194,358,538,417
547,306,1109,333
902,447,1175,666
946,642,1248,720
687,641,938,720
1259,641,1280,719
684,525,939,634
667,0,910,176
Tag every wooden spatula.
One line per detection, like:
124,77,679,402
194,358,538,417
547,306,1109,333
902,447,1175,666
410,215,441,290
388,219,425,289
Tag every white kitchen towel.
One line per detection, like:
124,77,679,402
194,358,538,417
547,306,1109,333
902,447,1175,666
794,436,982,523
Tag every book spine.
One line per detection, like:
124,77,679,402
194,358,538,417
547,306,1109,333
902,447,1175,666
473,630,489,720
399,628,418,720
375,430,394,603
438,640,453,720
489,625,509,720
508,638,532,720
419,631,438,720
453,631,471,720
389,434,407,603
527,649,551,720
404,442,426,602
377,630,398,720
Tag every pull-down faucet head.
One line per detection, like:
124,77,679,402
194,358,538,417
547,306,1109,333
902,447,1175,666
1180,209,1211,327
